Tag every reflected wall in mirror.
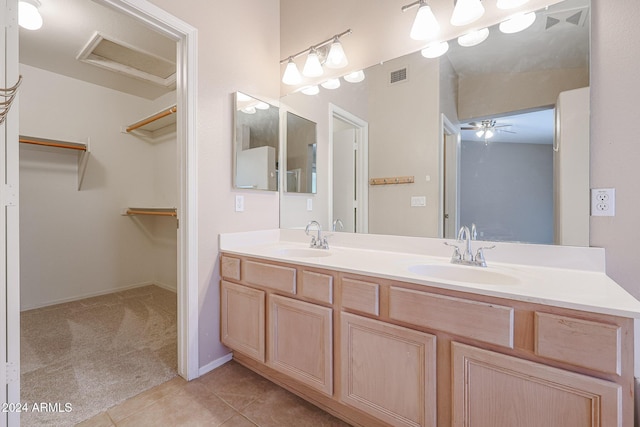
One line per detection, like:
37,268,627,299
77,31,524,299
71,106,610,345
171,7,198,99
285,112,317,193
279,0,590,246
233,92,279,191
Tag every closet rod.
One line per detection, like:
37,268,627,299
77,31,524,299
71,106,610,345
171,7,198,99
126,106,177,133
19,136,87,151
126,208,177,217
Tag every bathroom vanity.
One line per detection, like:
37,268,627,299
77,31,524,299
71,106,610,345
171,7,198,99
219,229,640,427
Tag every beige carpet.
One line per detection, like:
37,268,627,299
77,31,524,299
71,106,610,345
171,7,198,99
20,285,178,427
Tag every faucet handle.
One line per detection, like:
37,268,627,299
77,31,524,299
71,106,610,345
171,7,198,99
474,245,495,267
444,242,462,261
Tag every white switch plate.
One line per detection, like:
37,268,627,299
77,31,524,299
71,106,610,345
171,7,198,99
306,198,313,211
411,196,426,207
235,195,244,212
591,188,615,216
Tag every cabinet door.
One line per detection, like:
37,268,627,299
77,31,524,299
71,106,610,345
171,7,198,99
268,294,333,395
452,342,621,427
340,312,437,427
221,280,265,363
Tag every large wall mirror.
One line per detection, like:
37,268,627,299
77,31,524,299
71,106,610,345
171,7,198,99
233,92,279,191
285,112,317,194
280,0,590,246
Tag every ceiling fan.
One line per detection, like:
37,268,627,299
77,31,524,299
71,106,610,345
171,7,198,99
461,119,515,139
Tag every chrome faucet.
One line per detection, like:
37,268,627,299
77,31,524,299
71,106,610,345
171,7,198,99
305,220,329,249
332,219,344,232
445,225,494,267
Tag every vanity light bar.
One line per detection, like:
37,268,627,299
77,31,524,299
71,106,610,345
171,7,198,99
279,29,352,64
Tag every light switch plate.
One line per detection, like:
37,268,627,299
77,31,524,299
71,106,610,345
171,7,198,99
306,198,313,211
411,196,426,207
235,195,244,212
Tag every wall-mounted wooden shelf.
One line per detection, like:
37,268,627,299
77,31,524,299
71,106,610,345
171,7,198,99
369,176,415,186
124,105,177,140
19,135,90,190
122,207,177,217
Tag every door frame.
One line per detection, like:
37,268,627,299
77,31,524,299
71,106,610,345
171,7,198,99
440,113,460,239
328,104,368,233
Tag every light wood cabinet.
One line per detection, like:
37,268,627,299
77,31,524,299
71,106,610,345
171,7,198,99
341,312,437,427
220,280,265,362
451,342,622,427
268,294,333,396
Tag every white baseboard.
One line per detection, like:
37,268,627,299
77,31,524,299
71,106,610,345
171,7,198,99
198,352,233,377
153,281,177,293
20,281,172,311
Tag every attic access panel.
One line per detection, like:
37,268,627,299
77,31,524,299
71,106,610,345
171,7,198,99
77,32,176,88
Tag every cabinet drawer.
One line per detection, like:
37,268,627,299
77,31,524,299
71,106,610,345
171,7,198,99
341,277,379,316
389,287,514,348
300,270,333,304
535,312,621,375
220,255,241,280
244,260,297,294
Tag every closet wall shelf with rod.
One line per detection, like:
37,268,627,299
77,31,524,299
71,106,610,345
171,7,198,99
19,135,90,191
124,105,177,141
122,207,178,218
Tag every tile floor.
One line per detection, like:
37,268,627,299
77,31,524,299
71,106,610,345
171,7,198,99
76,360,351,427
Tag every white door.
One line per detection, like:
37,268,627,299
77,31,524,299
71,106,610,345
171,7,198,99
443,131,459,239
333,129,356,232
1,0,21,425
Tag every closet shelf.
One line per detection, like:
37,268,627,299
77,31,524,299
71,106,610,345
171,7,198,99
123,207,177,217
19,135,90,191
124,105,177,140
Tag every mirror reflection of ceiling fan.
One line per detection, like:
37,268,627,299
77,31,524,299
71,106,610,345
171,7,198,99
461,119,515,139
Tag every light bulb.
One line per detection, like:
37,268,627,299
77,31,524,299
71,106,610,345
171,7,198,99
410,3,440,41
476,130,484,138
18,0,43,30
326,39,348,69
241,106,256,114
485,129,495,139
421,41,449,59
321,78,341,90
282,58,302,85
497,0,529,9
499,12,536,34
450,0,485,27
301,85,320,96
302,50,324,77
255,101,270,110
458,27,489,47
344,70,365,83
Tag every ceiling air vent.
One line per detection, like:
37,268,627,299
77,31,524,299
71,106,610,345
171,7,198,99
77,32,176,88
389,67,408,85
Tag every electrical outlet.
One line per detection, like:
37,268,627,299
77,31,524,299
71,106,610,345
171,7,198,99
591,188,615,217
235,195,244,212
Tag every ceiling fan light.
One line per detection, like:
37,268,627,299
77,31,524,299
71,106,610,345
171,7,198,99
326,39,348,69
450,0,485,27
485,129,495,139
496,0,529,9
499,12,536,34
457,27,489,47
301,85,320,96
344,70,365,83
18,0,43,31
475,129,484,138
410,2,440,41
303,49,324,78
321,78,341,90
282,58,302,85
421,41,449,59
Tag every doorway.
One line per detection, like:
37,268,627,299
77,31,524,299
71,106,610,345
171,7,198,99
329,104,368,233
2,0,198,424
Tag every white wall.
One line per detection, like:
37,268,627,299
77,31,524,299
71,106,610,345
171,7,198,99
147,0,281,367
19,64,177,310
590,0,640,298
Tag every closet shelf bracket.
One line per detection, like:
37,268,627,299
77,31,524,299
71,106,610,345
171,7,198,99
19,135,91,191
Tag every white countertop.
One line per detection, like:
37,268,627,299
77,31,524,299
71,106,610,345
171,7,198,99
219,229,640,319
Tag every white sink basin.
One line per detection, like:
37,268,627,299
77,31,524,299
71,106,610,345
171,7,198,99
407,263,520,286
272,248,333,258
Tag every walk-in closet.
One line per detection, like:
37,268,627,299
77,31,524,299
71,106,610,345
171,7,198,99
17,0,179,424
